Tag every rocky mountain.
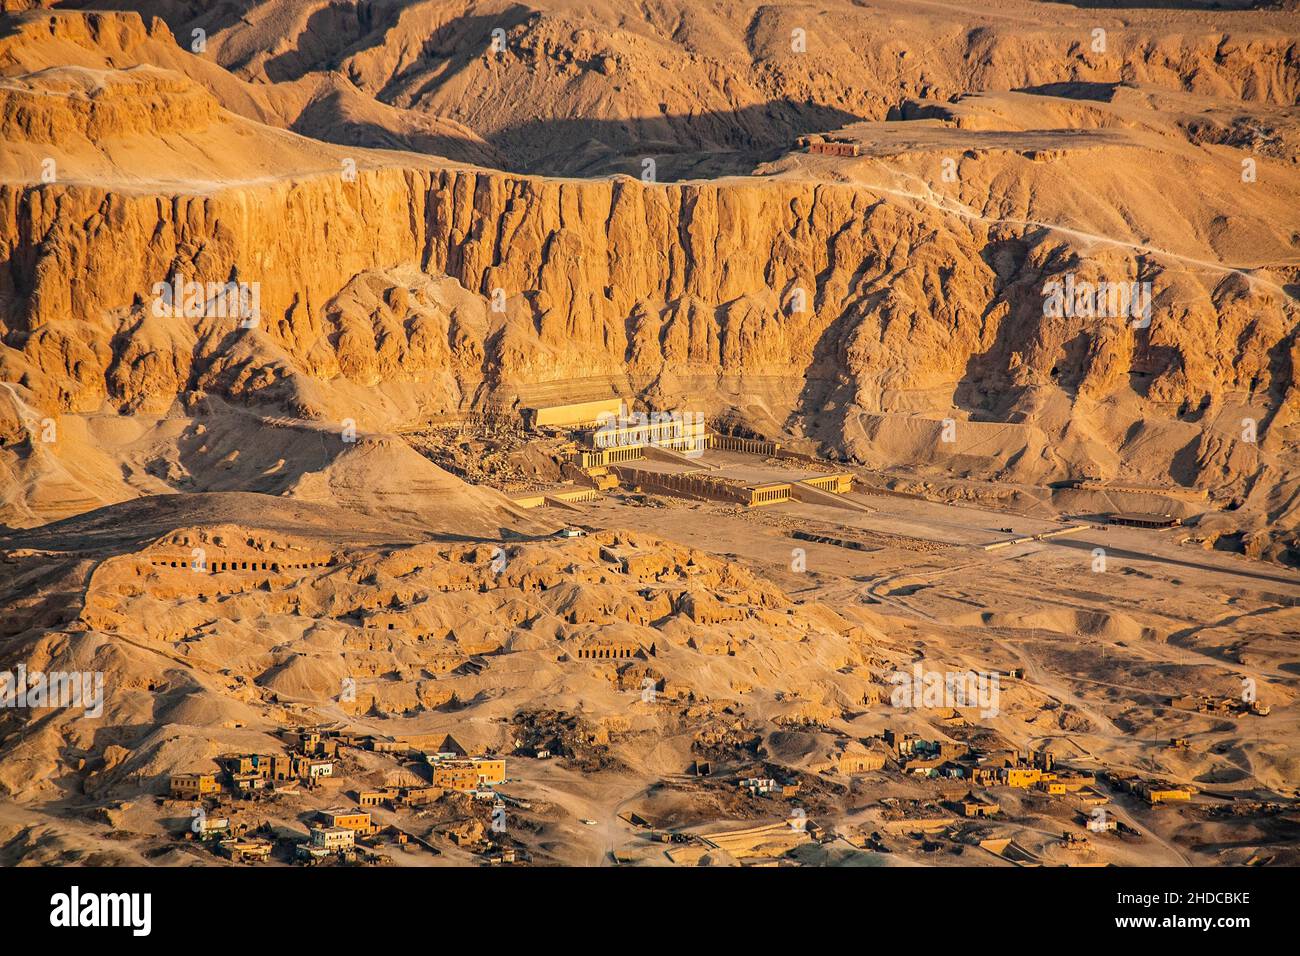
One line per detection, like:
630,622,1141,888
0,2,1296,551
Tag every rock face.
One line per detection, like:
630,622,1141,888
0,5,1296,530
3,155,1294,448
3,151,1291,399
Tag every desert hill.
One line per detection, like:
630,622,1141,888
0,5,1296,558
48,0,1300,176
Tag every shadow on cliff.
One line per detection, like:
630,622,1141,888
299,97,872,178
789,288,892,455
267,4,536,85
788,232,1038,454
485,100,872,178
289,97,506,168
257,5,871,176
954,231,1058,421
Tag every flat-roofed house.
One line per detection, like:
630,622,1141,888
319,808,373,833
170,772,220,800
309,826,355,851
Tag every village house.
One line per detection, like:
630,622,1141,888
951,792,1000,818
797,136,863,157
903,754,943,777
999,749,1058,788
427,755,506,791
191,816,233,840
292,729,341,759
309,826,355,852
170,772,220,800
1146,785,1195,805
1054,772,1095,792
812,741,889,775
883,731,954,761
1104,772,1196,805
1077,786,1110,807
219,753,294,781
219,837,273,863
230,774,272,793
432,763,483,791
740,777,778,795
1168,694,1269,717
319,808,374,833
882,729,920,757
357,786,441,809
837,743,889,774
902,754,966,778
1003,765,1055,788
302,758,334,781
218,752,335,790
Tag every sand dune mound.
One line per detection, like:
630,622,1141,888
0,491,418,553
283,434,539,534
949,608,1156,644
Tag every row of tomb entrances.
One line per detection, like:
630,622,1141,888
146,556,331,573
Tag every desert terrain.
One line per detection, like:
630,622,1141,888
0,0,1297,868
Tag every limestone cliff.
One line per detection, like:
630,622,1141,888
0,5,1296,533
2,161,1294,430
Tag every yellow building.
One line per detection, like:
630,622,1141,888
170,772,220,800
527,397,625,429
320,808,373,832
431,757,506,791
1003,767,1045,788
